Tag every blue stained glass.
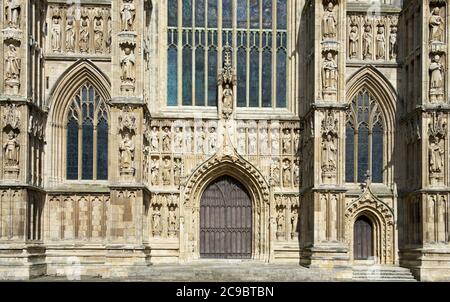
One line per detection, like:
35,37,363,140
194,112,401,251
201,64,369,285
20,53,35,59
208,0,217,27
237,0,247,28
183,0,192,27
357,126,369,183
96,118,108,180
372,123,383,183
222,0,232,28
195,48,205,106
250,0,259,29
276,49,286,107
82,120,93,180
262,50,272,107
263,0,272,29
167,47,178,106
345,123,354,182
196,0,205,27
66,118,78,180
207,48,217,106
249,48,259,107
183,47,193,105
82,86,87,102
277,0,287,29
168,0,178,27
237,47,247,107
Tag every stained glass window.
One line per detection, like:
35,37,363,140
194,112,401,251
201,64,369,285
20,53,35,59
167,0,288,108
345,90,384,183
66,82,109,180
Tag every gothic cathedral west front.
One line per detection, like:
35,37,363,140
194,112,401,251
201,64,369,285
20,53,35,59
0,0,449,281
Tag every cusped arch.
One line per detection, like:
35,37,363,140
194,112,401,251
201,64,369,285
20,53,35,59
346,66,397,130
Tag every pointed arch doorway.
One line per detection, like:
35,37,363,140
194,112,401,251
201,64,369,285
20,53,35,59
199,176,252,259
353,216,374,260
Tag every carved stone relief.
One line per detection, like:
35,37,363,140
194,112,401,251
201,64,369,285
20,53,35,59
321,111,338,184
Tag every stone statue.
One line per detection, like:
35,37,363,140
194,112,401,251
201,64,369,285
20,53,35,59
430,55,444,91
282,129,291,154
429,7,444,43
276,208,285,234
150,126,159,151
106,18,112,53
349,25,358,59
271,159,280,185
271,128,280,155
321,134,337,172
195,126,205,154
174,127,183,153
429,137,444,173
119,132,135,170
51,18,61,52
152,207,161,236
248,127,257,155
389,26,397,60
376,26,385,60
362,24,372,59
293,160,300,186
237,127,246,154
121,46,136,82
168,206,177,232
259,128,269,155
121,0,136,31
162,158,171,185
283,159,291,187
5,44,20,83
79,19,89,53
173,158,182,186
293,129,300,154
94,18,104,54
322,52,338,90
3,131,19,167
208,127,217,154
151,158,159,185
291,208,298,236
322,2,337,39
5,0,20,28
65,19,75,52
162,127,171,152
222,84,233,115
184,127,193,153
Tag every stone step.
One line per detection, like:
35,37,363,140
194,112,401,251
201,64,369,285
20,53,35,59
352,266,416,281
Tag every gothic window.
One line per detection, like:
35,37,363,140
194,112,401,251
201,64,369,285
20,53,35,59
167,0,288,108
345,90,384,183
66,82,109,180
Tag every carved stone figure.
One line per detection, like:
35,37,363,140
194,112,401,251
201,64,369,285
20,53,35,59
322,2,337,39
162,158,171,185
293,160,300,186
248,127,257,155
429,7,444,43
51,18,61,52
174,127,183,153
322,52,337,90
65,19,75,52
276,208,285,237
119,132,135,171
79,19,89,53
271,159,280,185
222,84,233,115
152,207,161,236
430,55,444,92
208,127,217,154
94,18,104,54
293,129,300,154
237,127,246,154
184,127,193,153
151,158,159,185
121,46,136,82
259,128,269,155
349,25,358,59
106,18,112,53
121,0,136,31
173,158,182,186
282,129,291,154
291,207,298,237
162,127,171,152
3,131,19,167
321,134,337,173
429,136,444,174
389,26,397,60
5,44,20,92
5,0,20,28
150,126,159,151
376,26,385,60
282,159,291,187
195,126,205,154
362,24,372,59
168,205,177,235
271,128,280,155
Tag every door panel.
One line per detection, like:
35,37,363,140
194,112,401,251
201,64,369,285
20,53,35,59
353,216,373,260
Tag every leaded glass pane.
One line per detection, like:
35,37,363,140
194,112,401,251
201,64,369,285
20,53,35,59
276,49,286,107
66,118,78,180
372,123,383,183
167,46,178,106
168,0,178,27
277,0,287,29
82,119,93,180
222,0,232,28
249,46,259,107
196,0,205,27
345,123,354,182
97,118,108,180
237,46,247,107
195,47,206,106
263,0,272,29
208,48,217,106
262,49,272,107
208,0,217,27
250,0,259,29
183,0,192,27
357,126,369,183
237,0,247,28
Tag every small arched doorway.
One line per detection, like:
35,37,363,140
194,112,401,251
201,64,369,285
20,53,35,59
353,215,374,260
199,175,252,259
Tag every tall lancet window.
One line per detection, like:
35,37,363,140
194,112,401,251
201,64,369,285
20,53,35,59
66,82,109,180
345,90,384,183
167,0,288,108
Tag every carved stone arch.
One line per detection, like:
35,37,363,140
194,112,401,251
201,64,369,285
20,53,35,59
180,153,271,261
45,60,111,186
345,187,395,264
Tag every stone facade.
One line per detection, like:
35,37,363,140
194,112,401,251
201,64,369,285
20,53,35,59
0,0,449,281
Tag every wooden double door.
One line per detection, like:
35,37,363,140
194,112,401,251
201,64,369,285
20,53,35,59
353,216,374,260
200,176,252,259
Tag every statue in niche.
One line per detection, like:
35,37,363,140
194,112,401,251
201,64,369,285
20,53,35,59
430,54,444,92
106,18,112,53
162,158,171,185
152,207,161,236
291,207,298,237
168,205,177,234
237,127,246,154
208,127,217,154
121,46,136,82
121,0,136,31
321,133,337,173
271,128,280,155
293,129,300,154
94,18,104,54
151,158,159,185
259,128,269,155
195,126,205,154
282,159,291,187
222,84,233,115
429,7,445,43
322,2,337,39
276,208,285,237
174,127,183,153
429,136,444,174
4,0,20,28
376,26,385,60
79,19,89,53
389,26,397,60
65,19,75,52
362,24,372,59
119,131,135,171
150,126,159,151
271,159,280,185
349,25,358,59
248,127,257,155
282,129,291,154
322,52,338,90
184,127,193,153
162,127,171,152
51,18,61,52
173,158,182,186
3,131,19,167
5,44,20,88
293,160,300,186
